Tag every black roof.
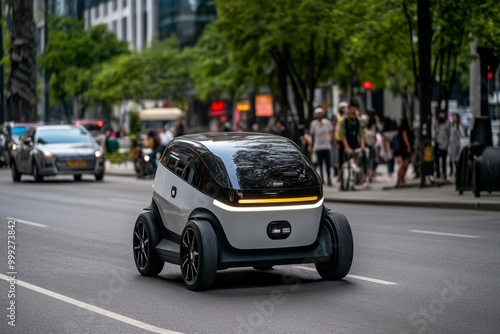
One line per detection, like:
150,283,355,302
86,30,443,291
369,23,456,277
171,132,321,190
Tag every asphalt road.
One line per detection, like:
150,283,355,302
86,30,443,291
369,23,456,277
0,169,499,334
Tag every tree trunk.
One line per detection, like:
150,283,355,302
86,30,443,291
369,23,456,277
6,0,37,122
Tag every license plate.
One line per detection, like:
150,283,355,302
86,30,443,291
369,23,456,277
67,160,87,168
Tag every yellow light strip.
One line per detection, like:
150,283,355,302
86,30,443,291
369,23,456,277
238,196,318,204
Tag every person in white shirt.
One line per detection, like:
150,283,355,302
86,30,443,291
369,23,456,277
309,107,333,186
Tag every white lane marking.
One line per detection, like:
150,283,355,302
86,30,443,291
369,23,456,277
109,198,148,206
294,266,397,285
0,274,183,334
410,230,479,239
6,217,48,228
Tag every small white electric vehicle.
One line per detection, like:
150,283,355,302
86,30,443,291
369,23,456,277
133,133,353,290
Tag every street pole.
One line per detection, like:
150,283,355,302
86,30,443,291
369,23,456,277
417,0,433,187
44,0,50,123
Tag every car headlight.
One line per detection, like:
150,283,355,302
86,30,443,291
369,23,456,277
12,144,17,151
95,150,103,158
41,150,54,158
143,155,150,162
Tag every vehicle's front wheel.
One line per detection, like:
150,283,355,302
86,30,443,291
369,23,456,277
11,162,21,182
315,210,353,280
95,172,104,181
180,220,218,290
133,212,164,276
32,161,43,182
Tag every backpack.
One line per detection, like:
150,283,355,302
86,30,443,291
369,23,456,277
391,134,401,156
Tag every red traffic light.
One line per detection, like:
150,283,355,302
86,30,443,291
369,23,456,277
488,72,493,80
362,81,374,91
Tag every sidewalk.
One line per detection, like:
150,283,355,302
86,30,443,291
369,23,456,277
105,161,500,212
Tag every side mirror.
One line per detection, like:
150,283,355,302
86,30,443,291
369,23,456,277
23,137,33,146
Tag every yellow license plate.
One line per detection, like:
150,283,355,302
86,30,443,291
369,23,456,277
67,160,87,168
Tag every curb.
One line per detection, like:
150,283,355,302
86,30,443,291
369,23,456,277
324,197,500,212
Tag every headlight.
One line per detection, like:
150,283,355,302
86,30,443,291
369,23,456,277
95,150,102,158
143,155,150,162
41,150,54,158
12,144,17,151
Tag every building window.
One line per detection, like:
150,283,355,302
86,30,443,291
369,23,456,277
103,1,108,16
112,20,117,36
132,13,137,48
122,17,128,41
95,4,100,18
113,0,118,11
142,11,147,48
123,0,127,8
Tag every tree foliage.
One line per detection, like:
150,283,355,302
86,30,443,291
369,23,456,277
39,16,129,120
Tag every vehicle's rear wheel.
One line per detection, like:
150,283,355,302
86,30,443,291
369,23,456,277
74,174,82,182
11,162,21,182
180,220,218,290
315,210,353,280
133,212,164,276
32,161,43,182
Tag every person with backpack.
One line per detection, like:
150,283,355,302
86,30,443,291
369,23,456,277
339,101,366,187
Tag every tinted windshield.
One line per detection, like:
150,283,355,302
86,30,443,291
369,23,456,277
37,128,93,145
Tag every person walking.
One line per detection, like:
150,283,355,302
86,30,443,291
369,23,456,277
449,112,465,177
395,118,413,187
334,102,348,179
310,107,333,186
363,108,379,182
433,111,451,180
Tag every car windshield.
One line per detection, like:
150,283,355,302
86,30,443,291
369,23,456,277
37,128,93,145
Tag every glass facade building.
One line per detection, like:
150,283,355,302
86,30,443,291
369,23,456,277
158,0,216,47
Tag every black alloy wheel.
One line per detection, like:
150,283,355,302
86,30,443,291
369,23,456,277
180,220,218,290
133,212,164,276
315,210,354,280
32,161,43,182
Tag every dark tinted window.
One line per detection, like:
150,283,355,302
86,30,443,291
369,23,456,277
162,145,191,178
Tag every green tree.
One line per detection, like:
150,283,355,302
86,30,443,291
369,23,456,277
89,37,191,110
214,0,341,125
39,17,128,121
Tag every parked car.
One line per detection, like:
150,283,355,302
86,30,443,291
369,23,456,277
132,132,353,290
1,122,40,167
10,124,105,182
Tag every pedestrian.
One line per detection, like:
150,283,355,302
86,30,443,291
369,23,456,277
363,108,379,182
339,101,366,186
147,129,161,175
433,111,451,180
310,107,333,186
334,102,348,179
381,118,397,178
449,112,465,177
395,118,413,187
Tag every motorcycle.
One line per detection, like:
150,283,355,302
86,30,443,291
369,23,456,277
132,145,154,178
